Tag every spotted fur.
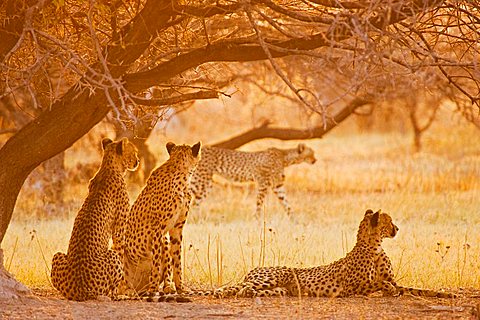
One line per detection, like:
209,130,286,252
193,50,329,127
51,138,139,301
123,142,201,296
190,144,316,216
196,210,455,298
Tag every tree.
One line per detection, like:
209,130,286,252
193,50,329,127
1,0,479,296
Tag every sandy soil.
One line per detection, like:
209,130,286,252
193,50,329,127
0,289,479,319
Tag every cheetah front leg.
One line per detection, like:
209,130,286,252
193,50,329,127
166,191,190,293
394,285,456,298
375,251,455,298
272,184,292,215
272,173,293,215
147,233,164,294
255,179,271,217
375,250,396,284
160,234,175,294
169,218,187,293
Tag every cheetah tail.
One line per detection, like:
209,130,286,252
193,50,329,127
396,286,457,298
144,292,192,303
114,292,192,303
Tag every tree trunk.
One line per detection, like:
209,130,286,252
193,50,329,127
0,249,30,298
413,130,422,153
406,95,439,153
0,88,110,244
36,152,67,217
115,121,157,184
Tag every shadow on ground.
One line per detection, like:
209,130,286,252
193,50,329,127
0,288,478,319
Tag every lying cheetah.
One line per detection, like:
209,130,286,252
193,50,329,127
123,142,201,296
190,144,316,216
51,138,139,301
198,210,455,298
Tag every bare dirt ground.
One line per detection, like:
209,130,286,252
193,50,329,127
0,289,479,319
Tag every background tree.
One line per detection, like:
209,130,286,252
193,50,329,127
0,0,479,295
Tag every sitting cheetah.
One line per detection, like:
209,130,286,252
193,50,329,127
190,144,316,216
123,142,201,296
200,210,455,298
51,138,139,301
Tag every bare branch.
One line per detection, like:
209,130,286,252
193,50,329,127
212,97,371,149
125,0,446,92
130,90,223,106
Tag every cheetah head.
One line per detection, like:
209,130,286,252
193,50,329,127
364,209,399,239
102,138,140,172
296,143,316,164
166,141,201,169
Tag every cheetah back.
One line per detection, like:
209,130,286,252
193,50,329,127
190,144,316,216
123,142,200,295
51,138,139,301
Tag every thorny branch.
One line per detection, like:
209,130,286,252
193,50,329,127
245,6,323,117
1,0,479,136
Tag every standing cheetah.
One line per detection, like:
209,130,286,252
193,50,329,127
190,144,316,216
199,210,455,298
123,142,201,296
51,138,139,301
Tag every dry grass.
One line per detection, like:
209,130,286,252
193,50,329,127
3,117,480,294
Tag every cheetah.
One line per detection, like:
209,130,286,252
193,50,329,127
199,210,455,298
190,144,316,216
51,138,139,301
122,141,201,296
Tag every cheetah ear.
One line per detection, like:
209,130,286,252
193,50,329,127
102,138,113,150
166,142,176,155
116,138,127,155
370,211,380,227
365,209,374,216
297,143,305,153
191,142,201,158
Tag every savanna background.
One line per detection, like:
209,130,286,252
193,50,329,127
4,96,480,293
1,0,479,318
